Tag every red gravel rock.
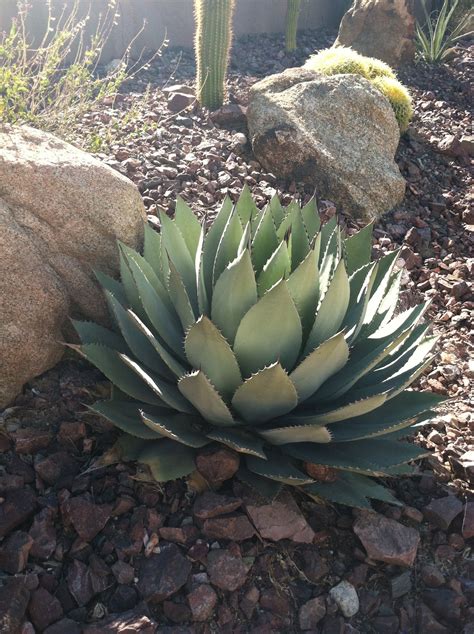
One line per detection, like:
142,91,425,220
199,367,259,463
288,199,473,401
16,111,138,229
202,513,255,541
244,490,315,543
66,559,108,607
299,596,327,630
62,494,112,542
0,530,33,573
462,501,474,539
423,495,463,530
58,422,86,445
187,584,217,621
353,512,420,568
193,491,242,519
28,587,63,631
29,507,57,559
0,488,37,538
158,525,199,545
421,564,446,587
207,549,249,592
136,544,191,602
111,560,135,585
0,576,30,633
13,428,52,454
34,452,79,485
195,447,240,485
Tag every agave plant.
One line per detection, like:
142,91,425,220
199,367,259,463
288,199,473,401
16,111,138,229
416,0,474,63
74,189,442,508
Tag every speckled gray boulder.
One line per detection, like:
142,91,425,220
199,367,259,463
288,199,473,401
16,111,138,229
0,125,146,407
247,68,405,221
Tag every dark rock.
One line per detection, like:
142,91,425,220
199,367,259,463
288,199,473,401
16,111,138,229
136,544,191,602
0,487,37,538
13,428,52,454
29,507,57,559
163,600,192,623
423,496,463,530
34,452,79,486
462,501,474,539
353,512,420,567
244,490,315,543
43,618,81,634
0,530,33,573
0,576,30,634
108,585,138,613
391,571,412,598
210,104,247,128
28,587,63,631
372,615,400,633
187,584,217,621
195,446,240,485
66,559,108,607
417,604,449,633
421,564,445,587
158,526,199,545
240,586,260,620
207,549,249,592
0,473,24,492
193,491,242,520
202,513,255,541
295,547,330,582
58,422,86,445
111,560,135,585
62,494,112,541
82,608,157,633
422,588,464,624
260,588,291,615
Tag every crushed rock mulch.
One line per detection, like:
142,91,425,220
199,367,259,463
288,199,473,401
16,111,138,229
0,30,472,634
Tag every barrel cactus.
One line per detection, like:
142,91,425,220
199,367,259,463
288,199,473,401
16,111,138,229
305,47,413,132
285,0,302,52
194,0,236,110
75,190,442,508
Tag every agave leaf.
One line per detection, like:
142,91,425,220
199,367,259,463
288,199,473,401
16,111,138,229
125,253,186,361
174,196,202,259
159,211,198,311
178,370,235,426
343,223,373,275
251,204,279,274
185,316,242,399
235,183,258,225
237,466,282,499
167,258,196,331
80,344,163,406
202,196,233,300
233,279,303,377
318,226,338,295
304,259,350,354
125,310,187,379
114,434,152,462
343,262,378,342
257,241,291,296
141,410,210,447
290,209,311,271
138,439,196,482
238,221,252,255
283,438,429,475
258,423,331,445
95,270,127,307
305,472,401,508
89,400,165,439
269,192,286,229
207,428,267,459
143,223,165,283
301,196,320,241
211,250,258,345
213,210,244,285
105,291,174,379
246,452,314,485
73,320,126,352
285,392,388,426
232,362,298,423
318,216,338,266
195,225,210,316
120,354,195,413
290,331,349,402
119,248,146,321
287,248,319,340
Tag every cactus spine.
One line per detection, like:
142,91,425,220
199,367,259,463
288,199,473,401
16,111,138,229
285,0,302,52
194,0,236,110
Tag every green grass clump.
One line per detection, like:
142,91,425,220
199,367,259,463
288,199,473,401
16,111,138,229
305,46,412,133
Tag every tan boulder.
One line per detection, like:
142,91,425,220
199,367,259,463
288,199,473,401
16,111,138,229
247,68,405,221
0,125,146,407
335,0,416,67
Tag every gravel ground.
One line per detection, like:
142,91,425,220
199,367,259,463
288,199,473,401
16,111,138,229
0,30,472,633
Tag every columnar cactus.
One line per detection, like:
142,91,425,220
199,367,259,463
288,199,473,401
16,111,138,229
194,0,236,110
285,0,302,52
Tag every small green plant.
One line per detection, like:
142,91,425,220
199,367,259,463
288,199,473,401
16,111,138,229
0,0,160,139
285,0,302,52
194,0,236,110
416,0,473,63
74,189,442,508
305,47,413,132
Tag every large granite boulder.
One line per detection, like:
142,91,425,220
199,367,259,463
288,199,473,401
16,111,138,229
247,68,405,221
0,125,146,408
335,0,416,67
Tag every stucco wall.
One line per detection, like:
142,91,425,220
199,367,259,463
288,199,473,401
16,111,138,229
0,0,349,64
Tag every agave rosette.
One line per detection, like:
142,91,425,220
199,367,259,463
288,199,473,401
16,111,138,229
75,188,442,508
